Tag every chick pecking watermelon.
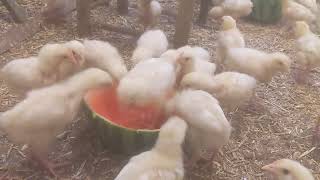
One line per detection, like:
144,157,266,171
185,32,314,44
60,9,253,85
250,0,282,24
84,85,164,154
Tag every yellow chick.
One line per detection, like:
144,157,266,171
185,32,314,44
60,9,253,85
181,71,257,111
57,40,86,80
131,29,169,66
262,159,314,180
209,0,253,19
294,0,318,14
293,21,320,83
117,56,180,108
177,46,211,62
83,39,128,81
166,90,231,164
224,48,291,83
216,16,245,70
282,0,316,28
1,43,79,95
0,68,113,176
114,116,187,180
176,46,216,77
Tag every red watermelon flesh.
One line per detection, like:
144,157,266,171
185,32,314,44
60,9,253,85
85,85,166,130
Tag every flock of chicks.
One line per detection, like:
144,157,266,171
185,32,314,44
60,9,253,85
0,0,320,179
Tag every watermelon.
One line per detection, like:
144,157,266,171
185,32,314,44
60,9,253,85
84,85,161,155
250,0,282,24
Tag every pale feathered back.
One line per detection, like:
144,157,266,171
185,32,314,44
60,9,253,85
117,58,176,107
114,116,187,180
209,0,253,19
131,29,169,65
37,43,75,75
181,71,257,110
294,21,320,68
217,16,245,66
282,0,316,24
178,46,211,62
294,0,318,13
166,90,231,161
224,48,291,82
83,40,128,81
0,68,113,156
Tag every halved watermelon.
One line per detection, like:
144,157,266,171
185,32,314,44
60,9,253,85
250,0,282,24
84,85,162,155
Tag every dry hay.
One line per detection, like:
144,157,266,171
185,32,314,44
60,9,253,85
0,0,320,179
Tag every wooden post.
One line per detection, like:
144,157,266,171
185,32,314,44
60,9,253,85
1,0,27,23
77,0,91,37
117,0,129,15
198,0,210,25
173,0,195,48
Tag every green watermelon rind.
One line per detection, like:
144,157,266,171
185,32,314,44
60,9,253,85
250,0,282,24
83,97,159,155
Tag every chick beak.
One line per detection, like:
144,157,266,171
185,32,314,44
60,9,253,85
262,164,277,174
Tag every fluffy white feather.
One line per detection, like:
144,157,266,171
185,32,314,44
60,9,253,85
223,48,291,83
117,57,179,107
166,90,231,163
83,39,128,81
115,116,187,180
131,30,169,65
0,68,113,175
216,16,245,66
209,0,253,19
181,72,257,110
1,43,79,95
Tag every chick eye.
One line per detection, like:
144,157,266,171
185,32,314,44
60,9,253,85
282,168,290,175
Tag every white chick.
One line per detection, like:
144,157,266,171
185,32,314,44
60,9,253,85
166,90,231,164
160,49,185,77
0,68,113,176
131,29,169,66
1,43,79,95
181,72,257,111
177,46,216,76
216,16,245,69
57,40,86,80
294,0,318,13
224,48,291,83
262,159,314,180
114,116,187,180
138,0,162,29
293,21,320,83
83,39,128,81
209,0,253,19
282,0,316,27
178,46,211,62
180,72,220,94
117,57,179,108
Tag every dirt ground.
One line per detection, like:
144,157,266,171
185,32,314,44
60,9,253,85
1,0,320,179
